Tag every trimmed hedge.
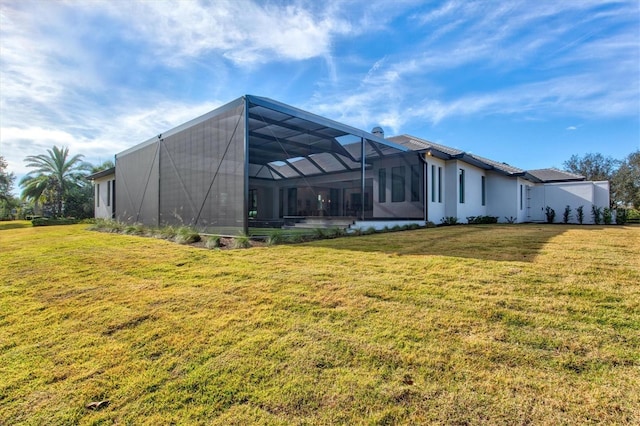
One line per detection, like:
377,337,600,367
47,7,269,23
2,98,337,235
32,218,82,227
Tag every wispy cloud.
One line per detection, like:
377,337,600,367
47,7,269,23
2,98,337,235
309,0,639,132
88,0,354,67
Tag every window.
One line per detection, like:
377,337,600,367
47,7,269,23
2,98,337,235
438,167,442,203
520,184,523,210
391,166,405,202
411,165,420,202
459,168,465,204
106,181,111,207
481,176,486,206
96,183,100,207
431,165,436,202
378,168,386,203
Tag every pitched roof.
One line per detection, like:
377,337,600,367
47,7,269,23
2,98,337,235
527,168,585,182
388,134,525,176
388,134,463,156
86,167,115,180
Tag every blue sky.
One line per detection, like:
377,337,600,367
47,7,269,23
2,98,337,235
1,0,639,190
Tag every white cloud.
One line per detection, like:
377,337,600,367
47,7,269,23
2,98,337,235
566,126,578,131
91,0,354,67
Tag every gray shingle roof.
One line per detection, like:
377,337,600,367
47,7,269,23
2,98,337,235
466,153,524,174
388,134,525,176
388,135,464,156
527,168,585,182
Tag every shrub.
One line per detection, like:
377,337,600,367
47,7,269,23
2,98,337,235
329,227,347,238
440,216,459,226
615,208,628,225
467,215,498,224
364,226,377,235
232,234,251,249
313,228,327,239
124,224,146,235
504,216,517,224
266,230,284,245
32,217,80,227
576,205,584,224
563,205,571,224
205,235,221,249
602,208,612,225
156,225,178,240
544,206,556,223
407,223,420,230
425,221,437,228
174,227,201,244
591,205,602,225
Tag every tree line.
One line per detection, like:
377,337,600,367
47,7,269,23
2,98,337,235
563,151,640,209
0,147,113,220
1,146,639,221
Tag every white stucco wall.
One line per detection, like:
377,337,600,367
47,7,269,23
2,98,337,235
456,162,487,222
486,173,517,222
530,181,609,224
424,158,446,223
517,178,534,223
593,181,610,209
94,174,115,219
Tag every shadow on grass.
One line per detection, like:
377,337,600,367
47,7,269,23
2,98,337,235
306,224,574,262
0,221,32,231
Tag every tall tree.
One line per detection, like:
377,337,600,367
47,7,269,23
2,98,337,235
20,146,91,216
563,153,619,182
91,159,115,173
0,155,15,201
612,150,640,209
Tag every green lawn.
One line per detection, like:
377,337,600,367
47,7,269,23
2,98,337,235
1,224,639,425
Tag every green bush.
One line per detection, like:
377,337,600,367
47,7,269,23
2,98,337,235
545,206,556,223
563,205,571,224
440,217,459,226
232,234,251,249
591,206,602,225
615,209,628,225
602,208,612,225
32,217,80,227
266,230,284,245
175,227,201,244
205,235,221,249
576,205,584,224
467,215,498,224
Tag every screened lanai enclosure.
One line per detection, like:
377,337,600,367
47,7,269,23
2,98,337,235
115,95,422,236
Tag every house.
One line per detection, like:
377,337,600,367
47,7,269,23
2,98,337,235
89,95,609,234
88,166,115,219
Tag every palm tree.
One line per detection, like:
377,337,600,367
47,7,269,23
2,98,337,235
20,146,90,216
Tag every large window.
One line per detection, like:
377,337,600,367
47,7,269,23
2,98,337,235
459,168,465,204
438,167,442,203
411,165,420,202
392,166,405,202
379,168,386,203
481,176,486,206
431,165,436,202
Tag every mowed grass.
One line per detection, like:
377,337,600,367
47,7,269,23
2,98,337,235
1,224,639,425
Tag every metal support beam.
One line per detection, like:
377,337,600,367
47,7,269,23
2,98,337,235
361,137,366,221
